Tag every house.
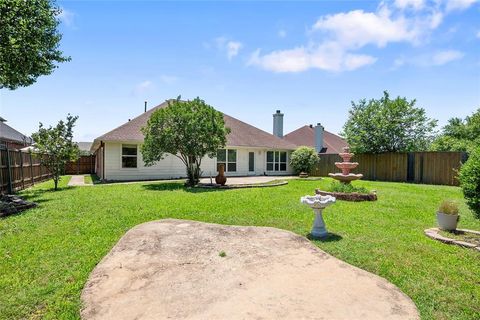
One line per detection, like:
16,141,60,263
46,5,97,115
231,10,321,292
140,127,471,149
91,101,300,181
76,142,93,155
0,117,34,149
282,122,348,154
90,101,346,181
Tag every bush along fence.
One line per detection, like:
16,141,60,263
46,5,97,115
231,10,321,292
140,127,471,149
0,146,96,193
311,152,468,186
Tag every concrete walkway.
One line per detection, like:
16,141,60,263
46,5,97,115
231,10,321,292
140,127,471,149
81,219,419,320
68,175,86,186
199,175,296,185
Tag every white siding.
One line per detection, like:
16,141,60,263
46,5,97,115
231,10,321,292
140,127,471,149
102,142,293,181
104,142,215,181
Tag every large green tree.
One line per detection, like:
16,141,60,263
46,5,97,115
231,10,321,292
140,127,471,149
142,97,230,186
430,108,480,153
31,114,79,190
0,0,70,89
342,91,437,153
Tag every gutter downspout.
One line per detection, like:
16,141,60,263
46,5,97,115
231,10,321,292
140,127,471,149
101,141,105,181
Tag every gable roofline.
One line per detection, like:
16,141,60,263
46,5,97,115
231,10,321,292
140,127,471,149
283,125,347,154
91,99,297,152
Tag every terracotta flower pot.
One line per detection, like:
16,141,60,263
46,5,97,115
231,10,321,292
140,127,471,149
215,164,227,186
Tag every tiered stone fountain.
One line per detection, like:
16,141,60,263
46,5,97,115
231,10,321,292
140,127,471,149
328,147,363,184
316,147,377,201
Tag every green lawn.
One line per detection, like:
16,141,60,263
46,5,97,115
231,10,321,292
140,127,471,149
0,177,479,320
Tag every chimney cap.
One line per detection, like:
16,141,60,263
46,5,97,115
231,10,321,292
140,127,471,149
276,110,281,114
309,124,313,128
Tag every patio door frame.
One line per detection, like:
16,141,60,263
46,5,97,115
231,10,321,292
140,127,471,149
248,151,255,175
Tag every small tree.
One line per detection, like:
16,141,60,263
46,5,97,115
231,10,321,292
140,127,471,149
431,108,480,153
290,146,319,175
0,0,70,89
31,114,79,190
459,146,480,219
141,97,230,186
342,91,437,153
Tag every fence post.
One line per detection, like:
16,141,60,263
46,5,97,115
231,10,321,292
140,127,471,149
5,148,12,194
20,151,25,189
29,152,34,185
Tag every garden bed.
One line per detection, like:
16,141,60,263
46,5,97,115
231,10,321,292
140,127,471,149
424,228,480,251
197,180,288,189
315,189,377,201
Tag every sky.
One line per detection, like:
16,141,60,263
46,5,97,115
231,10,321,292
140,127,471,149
1,0,479,142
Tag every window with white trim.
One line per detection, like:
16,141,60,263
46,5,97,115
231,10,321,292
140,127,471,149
266,151,287,171
217,149,237,172
122,144,138,168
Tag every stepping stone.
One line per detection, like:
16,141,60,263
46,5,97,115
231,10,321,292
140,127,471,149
81,219,419,320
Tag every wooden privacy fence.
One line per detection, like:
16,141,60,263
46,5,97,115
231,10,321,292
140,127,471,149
0,146,52,193
311,152,468,186
1,147,96,193
65,155,95,175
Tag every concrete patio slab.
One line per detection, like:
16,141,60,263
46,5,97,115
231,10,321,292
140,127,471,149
81,219,419,320
199,175,296,185
68,175,86,186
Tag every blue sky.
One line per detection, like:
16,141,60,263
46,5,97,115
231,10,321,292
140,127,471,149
1,0,479,141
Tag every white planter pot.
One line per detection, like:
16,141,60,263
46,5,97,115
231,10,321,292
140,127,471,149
436,212,459,231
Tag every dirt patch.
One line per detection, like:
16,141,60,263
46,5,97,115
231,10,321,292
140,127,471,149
81,219,418,320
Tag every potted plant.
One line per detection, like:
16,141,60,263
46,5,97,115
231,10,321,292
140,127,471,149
436,200,460,231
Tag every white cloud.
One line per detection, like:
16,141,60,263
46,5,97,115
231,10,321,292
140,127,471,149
226,41,242,60
133,80,154,96
395,0,425,10
394,50,464,67
248,42,376,72
212,37,243,60
278,29,287,38
311,9,413,48
445,0,478,11
431,50,464,65
477,30,480,38
57,8,75,27
248,0,473,73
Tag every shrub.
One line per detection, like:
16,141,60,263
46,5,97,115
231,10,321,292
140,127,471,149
438,200,459,215
459,146,480,219
290,146,319,175
328,181,370,194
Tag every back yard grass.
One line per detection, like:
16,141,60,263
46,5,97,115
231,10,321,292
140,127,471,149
0,177,479,319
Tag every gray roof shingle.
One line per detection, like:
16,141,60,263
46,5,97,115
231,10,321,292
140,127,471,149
92,100,297,151
283,125,347,154
0,121,33,145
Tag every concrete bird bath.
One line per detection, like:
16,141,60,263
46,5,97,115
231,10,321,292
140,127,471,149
300,194,336,239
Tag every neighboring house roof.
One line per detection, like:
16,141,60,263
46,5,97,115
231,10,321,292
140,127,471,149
91,100,297,152
77,142,93,154
283,125,347,154
0,121,33,145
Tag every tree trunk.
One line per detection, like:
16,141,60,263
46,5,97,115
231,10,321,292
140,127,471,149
185,161,201,187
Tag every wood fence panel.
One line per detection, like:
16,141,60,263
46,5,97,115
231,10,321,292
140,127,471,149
65,155,95,174
0,147,53,193
312,151,466,186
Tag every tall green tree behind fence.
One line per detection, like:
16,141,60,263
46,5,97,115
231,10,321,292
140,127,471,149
311,152,468,186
